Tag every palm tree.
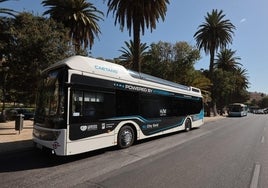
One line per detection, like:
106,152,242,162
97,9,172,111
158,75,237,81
233,67,249,90
118,40,148,69
0,0,17,17
229,67,249,103
194,9,235,76
215,49,242,72
107,0,169,72
42,0,103,54
194,9,235,115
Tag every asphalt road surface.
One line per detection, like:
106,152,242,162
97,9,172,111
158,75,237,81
1,113,268,188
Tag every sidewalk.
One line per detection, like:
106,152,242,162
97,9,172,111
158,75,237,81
0,120,34,154
204,115,226,122
0,116,225,154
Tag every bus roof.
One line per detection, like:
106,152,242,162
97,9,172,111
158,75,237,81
44,55,202,96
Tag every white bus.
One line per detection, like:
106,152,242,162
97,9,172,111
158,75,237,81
228,103,248,117
33,56,204,156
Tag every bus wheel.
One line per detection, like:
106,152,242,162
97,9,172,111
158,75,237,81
185,118,191,132
118,125,135,149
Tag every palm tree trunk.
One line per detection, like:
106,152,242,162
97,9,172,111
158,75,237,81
209,47,218,116
133,21,140,72
74,38,82,55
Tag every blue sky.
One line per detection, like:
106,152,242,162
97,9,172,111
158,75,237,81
2,0,268,94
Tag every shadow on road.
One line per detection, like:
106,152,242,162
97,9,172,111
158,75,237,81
0,128,196,173
0,143,118,173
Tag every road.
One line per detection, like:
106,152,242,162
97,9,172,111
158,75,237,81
1,113,268,188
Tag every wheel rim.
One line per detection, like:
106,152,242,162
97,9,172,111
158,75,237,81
186,125,190,131
120,129,133,147
185,119,191,131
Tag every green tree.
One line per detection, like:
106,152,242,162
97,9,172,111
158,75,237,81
194,9,236,116
0,0,17,120
188,70,211,92
107,0,169,72
118,40,149,69
0,0,17,59
213,69,234,110
42,0,103,54
142,41,174,79
214,49,249,106
172,42,200,84
6,13,73,105
259,97,268,108
141,41,212,94
213,67,249,110
0,17,11,61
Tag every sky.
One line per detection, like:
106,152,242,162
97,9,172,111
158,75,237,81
2,0,268,94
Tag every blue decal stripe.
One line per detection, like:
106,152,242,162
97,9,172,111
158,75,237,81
149,118,185,134
191,110,204,121
103,115,161,123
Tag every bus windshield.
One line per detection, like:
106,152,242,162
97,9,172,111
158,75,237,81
228,103,248,117
34,68,66,128
229,105,242,112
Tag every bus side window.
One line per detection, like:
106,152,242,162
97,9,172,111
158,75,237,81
84,103,95,117
71,89,115,122
116,90,139,116
83,92,96,117
72,90,83,116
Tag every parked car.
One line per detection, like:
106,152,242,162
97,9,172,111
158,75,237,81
6,108,34,120
255,109,265,114
264,108,268,114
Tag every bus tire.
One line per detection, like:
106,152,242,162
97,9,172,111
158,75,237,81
185,118,191,132
118,125,135,149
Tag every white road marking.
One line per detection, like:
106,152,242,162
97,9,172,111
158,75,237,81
261,136,265,144
250,163,261,188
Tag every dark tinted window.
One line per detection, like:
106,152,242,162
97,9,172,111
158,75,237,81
116,90,139,116
140,94,203,118
70,89,115,123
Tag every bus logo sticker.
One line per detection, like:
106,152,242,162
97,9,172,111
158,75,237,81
87,124,98,131
143,123,159,129
105,123,114,129
102,123,105,130
160,109,167,116
95,65,118,74
80,125,98,132
52,142,60,149
80,126,87,132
